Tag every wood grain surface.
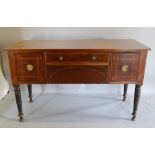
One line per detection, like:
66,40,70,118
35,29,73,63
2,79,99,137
7,39,151,51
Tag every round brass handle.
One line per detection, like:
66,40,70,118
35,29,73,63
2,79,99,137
26,64,34,71
92,56,97,60
59,56,64,61
121,65,128,72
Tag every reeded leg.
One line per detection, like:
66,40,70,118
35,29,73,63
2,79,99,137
132,84,142,121
14,85,24,122
27,84,33,103
123,84,128,102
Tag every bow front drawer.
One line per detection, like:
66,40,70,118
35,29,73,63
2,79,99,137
45,51,109,65
47,66,108,83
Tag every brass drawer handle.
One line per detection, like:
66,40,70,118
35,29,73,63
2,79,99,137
59,56,64,61
92,56,97,60
121,65,128,72
26,64,34,71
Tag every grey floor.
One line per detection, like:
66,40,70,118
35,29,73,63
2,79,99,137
0,92,155,128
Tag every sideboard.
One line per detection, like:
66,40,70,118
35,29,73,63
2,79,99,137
7,40,150,122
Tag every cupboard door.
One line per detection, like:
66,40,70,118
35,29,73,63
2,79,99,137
13,52,45,83
110,52,139,82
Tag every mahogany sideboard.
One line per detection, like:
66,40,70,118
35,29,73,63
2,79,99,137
7,40,150,122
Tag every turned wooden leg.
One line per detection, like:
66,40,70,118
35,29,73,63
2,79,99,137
132,84,142,121
27,84,33,103
14,85,24,122
123,84,128,102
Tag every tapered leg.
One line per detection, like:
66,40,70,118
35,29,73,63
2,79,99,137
14,85,24,122
27,84,33,103
123,84,128,102
132,84,142,121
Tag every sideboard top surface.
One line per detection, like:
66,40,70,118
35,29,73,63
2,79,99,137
7,39,151,51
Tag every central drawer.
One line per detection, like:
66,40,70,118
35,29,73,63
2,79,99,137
45,51,109,64
45,51,109,83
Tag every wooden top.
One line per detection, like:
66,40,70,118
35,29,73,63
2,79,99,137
6,39,151,51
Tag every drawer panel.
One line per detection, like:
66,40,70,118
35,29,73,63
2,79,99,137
45,51,109,64
13,52,45,83
110,52,140,82
47,66,108,83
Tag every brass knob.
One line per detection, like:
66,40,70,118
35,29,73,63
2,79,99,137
121,65,128,72
92,56,97,60
26,64,34,71
59,56,64,61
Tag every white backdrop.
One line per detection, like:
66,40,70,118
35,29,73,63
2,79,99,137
0,51,9,100
0,27,154,94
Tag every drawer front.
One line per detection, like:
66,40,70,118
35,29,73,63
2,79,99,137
45,51,109,64
13,52,45,83
110,52,140,82
47,66,108,83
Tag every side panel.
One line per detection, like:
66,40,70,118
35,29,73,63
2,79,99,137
137,51,148,84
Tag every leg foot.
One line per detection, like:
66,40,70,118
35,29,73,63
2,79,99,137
123,84,128,102
27,84,33,103
14,85,24,122
131,112,136,121
18,113,24,122
131,84,142,121
29,98,33,103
